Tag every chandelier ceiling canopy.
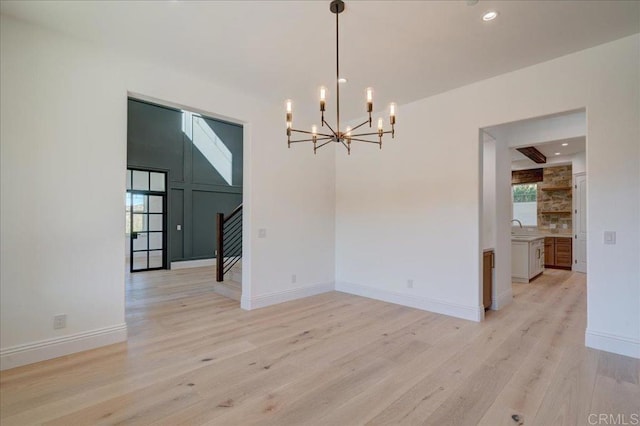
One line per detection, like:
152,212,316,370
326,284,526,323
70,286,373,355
286,0,397,155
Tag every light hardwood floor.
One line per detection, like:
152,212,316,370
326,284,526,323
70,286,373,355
1,267,638,425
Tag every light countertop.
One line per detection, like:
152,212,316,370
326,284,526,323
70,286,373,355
511,235,545,242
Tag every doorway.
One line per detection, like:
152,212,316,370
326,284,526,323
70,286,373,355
126,168,167,272
480,109,587,316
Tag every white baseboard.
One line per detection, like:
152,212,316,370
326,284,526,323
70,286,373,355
241,282,334,310
585,329,640,359
0,323,127,371
214,281,242,302
335,281,483,322
492,288,513,310
171,258,215,269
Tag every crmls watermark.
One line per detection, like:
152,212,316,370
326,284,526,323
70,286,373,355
588,413,640,425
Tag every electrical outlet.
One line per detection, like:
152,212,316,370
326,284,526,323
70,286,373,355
53,314,67,330
291,274,297,284
407,279,414,289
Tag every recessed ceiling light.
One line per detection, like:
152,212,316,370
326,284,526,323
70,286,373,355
338,77,347,84
561,143,568,146
482,10,498,21
555,152,561,156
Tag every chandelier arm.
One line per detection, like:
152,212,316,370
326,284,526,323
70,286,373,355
352,130,393,137
321,118,338,137
289,137,333,143
290,129,334,138
316,140,334,150
348,119,371,133
349,137,383,144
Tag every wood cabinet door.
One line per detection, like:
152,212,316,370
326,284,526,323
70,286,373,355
544,237,555,266
555,237,573,268
483,251,493,309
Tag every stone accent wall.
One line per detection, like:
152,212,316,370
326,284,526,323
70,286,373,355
537,165,572,232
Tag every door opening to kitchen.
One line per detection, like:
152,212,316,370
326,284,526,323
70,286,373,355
480,108,587,318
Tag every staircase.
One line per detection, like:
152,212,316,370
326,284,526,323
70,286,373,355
215,204,242,301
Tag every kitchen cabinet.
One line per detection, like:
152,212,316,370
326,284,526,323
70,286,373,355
512,236,545,283
483,250,494,310
544,237,555,266
544,237,573,270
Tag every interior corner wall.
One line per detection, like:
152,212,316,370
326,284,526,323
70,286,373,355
493,134,514,310
482,136,497,251
0,14,336,370
335,34,640,357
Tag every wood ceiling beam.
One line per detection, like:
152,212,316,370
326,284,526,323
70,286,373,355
516,146,547,164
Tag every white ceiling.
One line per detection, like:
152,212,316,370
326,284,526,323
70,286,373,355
510,136,586,162
2,0,639,121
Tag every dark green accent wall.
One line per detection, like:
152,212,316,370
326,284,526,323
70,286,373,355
127,99,243,263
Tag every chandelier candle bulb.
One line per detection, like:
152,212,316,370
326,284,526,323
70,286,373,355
389,103,397,125
366,87,373,113
285,99,293,126
319,86,326,111
312,124,318,154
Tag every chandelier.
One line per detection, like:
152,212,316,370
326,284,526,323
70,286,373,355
286,0,397,155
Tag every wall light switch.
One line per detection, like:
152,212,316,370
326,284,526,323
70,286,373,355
604,231,616,245
258,228,267,238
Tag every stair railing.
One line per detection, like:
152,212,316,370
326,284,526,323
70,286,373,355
216,204,242,282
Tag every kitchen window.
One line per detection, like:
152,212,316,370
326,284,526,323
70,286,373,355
512,183,537,226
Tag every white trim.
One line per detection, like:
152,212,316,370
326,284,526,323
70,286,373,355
1,323,127,371
335,281,483,322
586,329,640,359
214,282,241,302
491,288,513,310
241,282,334,310
171,258,215,269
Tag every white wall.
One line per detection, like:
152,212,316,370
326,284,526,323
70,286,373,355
0,15,336,369
493,134,514,310
482,137,496,250
481,132,512,311
572,151,586,175
336,35,640,358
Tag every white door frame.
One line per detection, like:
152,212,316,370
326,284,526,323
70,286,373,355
573,172,587,273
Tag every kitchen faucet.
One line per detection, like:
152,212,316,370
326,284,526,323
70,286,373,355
511,219,523,228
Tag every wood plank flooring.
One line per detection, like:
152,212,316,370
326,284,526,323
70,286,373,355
1,267,638,425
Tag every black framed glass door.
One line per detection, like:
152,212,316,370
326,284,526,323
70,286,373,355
126,169,167,272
